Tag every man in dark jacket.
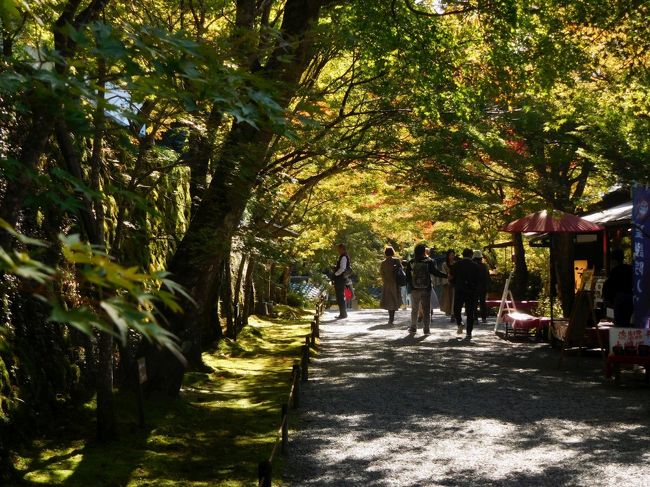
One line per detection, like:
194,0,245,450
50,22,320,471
473,250,491,324
332,243,351,319
406,243,447,334
451,248,481,338
602,248,633,327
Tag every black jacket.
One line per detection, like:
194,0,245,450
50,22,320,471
450,258,481,294
473,259,490,294
602,263,633,302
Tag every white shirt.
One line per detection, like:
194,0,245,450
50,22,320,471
335,255,348,276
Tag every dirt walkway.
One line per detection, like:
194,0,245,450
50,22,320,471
284,308,650,486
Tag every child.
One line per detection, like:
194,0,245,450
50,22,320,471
344,285,353,309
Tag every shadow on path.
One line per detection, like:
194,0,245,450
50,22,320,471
285,309,650,487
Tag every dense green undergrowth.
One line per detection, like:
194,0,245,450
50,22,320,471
12,308,313,486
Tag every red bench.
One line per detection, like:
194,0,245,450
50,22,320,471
486,300,539,315
503,312,549,339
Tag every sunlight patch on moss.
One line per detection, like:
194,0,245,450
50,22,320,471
16,306,313,486
24,469,76,484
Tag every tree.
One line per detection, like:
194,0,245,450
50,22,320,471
2,4,650,476
0,0,249,449
394,0,650,315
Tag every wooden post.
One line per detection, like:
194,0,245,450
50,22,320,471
309,323,316,347
258,460,272,487
281,403,288,453
301,345,309,382
312,319,318,339
292,363,300,408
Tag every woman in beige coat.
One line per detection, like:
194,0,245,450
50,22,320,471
380,246,403,325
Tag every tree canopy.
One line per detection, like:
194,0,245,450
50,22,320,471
1,0,649,480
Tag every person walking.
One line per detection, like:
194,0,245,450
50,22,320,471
401,258,410,310
439,249,456,320
380,246,403,325
473,250,490,324
406,243,447,334
417,248,441,323
602,248,633,327
332,243,351,319
451,248,481,339
427,248,441,318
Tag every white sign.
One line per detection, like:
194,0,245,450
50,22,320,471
608,327,650,354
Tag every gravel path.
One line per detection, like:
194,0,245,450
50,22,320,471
284,308,650,486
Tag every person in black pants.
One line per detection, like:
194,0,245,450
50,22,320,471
473,250,490,324
602,248,633,327
451,248,481,338
332,243,351,319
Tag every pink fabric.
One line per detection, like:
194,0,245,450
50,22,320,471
503,312,540,330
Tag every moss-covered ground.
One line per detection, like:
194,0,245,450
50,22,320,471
13,307,313,486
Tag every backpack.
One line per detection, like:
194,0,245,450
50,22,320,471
395,265,407,287
411,259,430,289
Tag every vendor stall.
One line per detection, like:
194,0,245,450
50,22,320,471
605,327,650,384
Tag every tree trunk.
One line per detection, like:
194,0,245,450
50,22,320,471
1,0,111,247
243,257,256,324
0,112,51,248
552,233,575,317
1,28,12,58
143,124,272,393
185,107,223,216
268,262,275,302
144,0,324,395
280,265,291,304
232,254,248,333
510,232,528,300
233,254,247,306
221,255,235,339
205,269,224,345
96,331,117,441
167,121,271,339
0,442,18,484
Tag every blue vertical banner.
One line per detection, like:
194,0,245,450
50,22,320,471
633,185,650,328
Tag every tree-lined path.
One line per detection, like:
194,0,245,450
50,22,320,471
285,310,650,486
